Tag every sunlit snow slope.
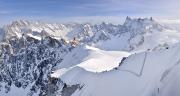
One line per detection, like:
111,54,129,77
1,17,180,96
52,43,180,96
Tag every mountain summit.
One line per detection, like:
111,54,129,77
1,17,180,96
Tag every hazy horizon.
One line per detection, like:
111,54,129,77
1,0,180,26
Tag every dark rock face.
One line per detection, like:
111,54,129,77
61,84,80,96
0,18,165,96
0,36,74,96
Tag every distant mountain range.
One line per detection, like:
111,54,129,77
1,17,180,96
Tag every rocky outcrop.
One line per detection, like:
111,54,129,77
0,35,76,96
0,17,175,96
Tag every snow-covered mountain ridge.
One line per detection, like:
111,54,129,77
2,17,180,52
1,17,180,96
52,42,180,96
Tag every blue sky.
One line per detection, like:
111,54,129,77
0,0,180,26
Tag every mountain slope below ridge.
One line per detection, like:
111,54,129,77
94,17,180,51
51,45,130,76
52,42,180,96
1,17,180,96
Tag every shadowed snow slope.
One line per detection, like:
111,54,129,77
52,43,180,96
2,17,180,96
52,45,130,77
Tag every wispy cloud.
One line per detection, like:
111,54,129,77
0,0,180,26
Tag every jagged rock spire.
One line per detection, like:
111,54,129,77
126,16,131,21
150,17,153,21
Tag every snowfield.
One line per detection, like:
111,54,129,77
1,17,180,96
51,45,130,76
52,43,180,96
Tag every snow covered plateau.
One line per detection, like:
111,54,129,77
0,17,180,96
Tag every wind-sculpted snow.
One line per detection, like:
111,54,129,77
159,63,180,96
52,45,130,73
51,42,180,96
1,17,180,96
